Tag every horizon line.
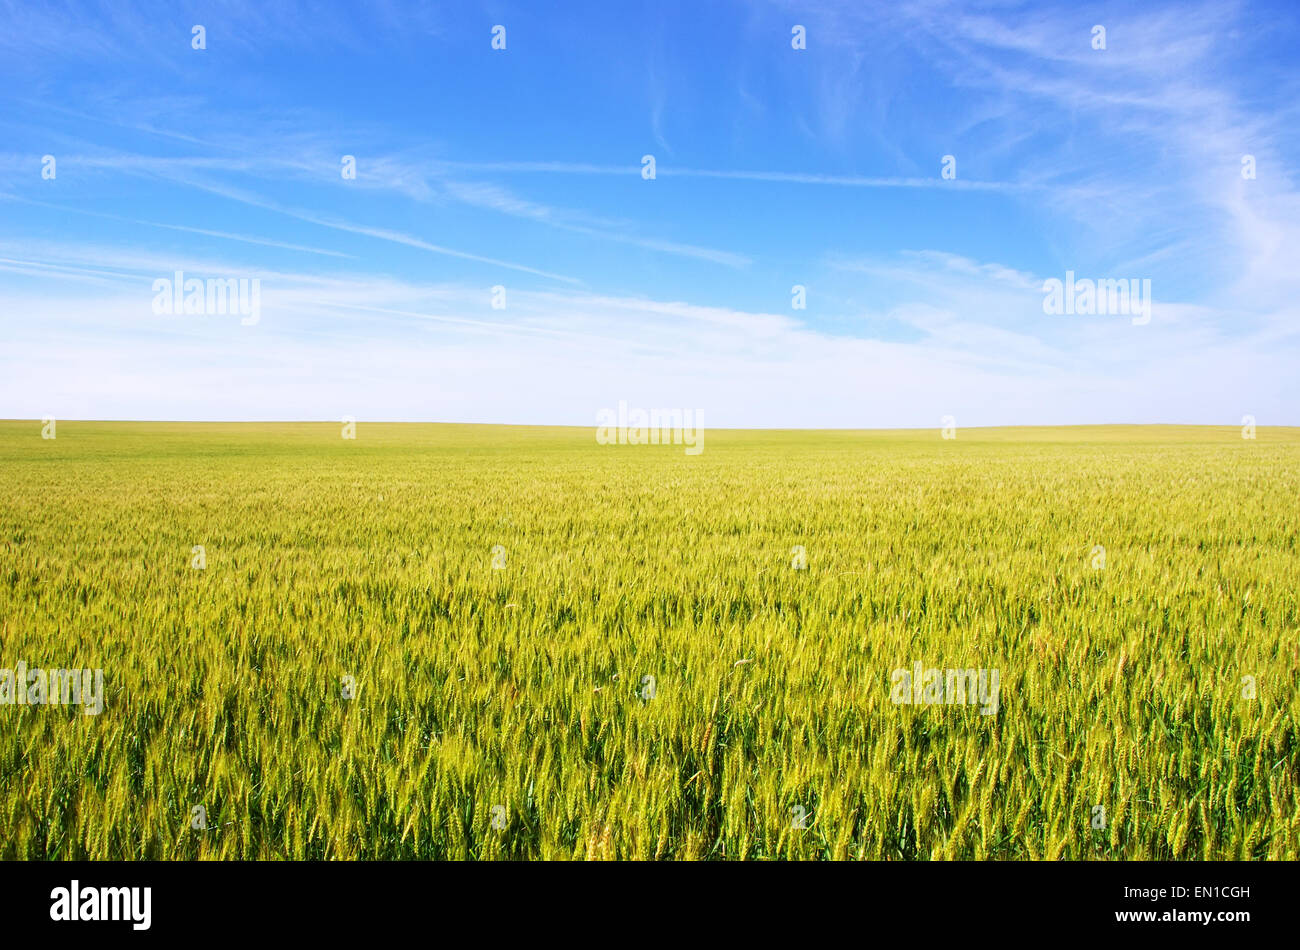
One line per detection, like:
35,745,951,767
3,420,1294,431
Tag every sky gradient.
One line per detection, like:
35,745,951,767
1,0,1297,427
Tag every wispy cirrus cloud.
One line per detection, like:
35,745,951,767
1,0,1297,425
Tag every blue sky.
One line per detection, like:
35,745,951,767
1,0,1297,426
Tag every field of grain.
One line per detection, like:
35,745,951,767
1,421,1297,859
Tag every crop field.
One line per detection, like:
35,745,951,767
1,421,1297,860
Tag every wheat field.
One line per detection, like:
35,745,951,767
1,421,1297,859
